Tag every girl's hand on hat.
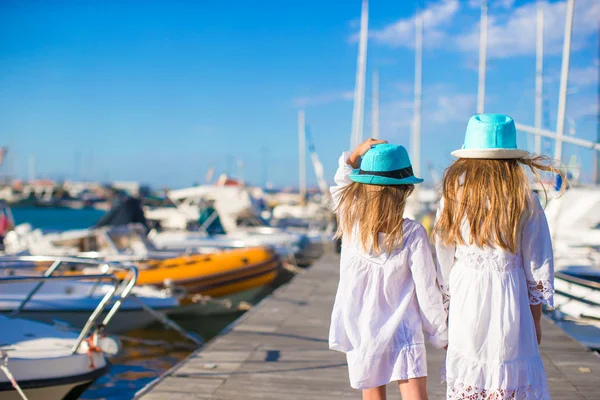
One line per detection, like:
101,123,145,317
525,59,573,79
347,138,388,168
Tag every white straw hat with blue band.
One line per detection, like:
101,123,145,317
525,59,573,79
451,114,529,159
349,143,423,185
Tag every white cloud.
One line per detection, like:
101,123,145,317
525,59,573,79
364,0,459,48
293,91,354,107
469,0,516,9
380,99,414,132
568,94,597,120
430,93,476,123
377,83,475,138
456,0,600,58
570,59,599,88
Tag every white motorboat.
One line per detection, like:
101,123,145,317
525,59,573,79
0,315,112,400
0,256,185,335
0,278,178,333
551,266,600,350
543,186,600,254
145,185,325,265
0,267,131,400
543,186,600,349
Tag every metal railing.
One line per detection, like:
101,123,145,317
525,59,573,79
0,255,204,347
0,256,139,353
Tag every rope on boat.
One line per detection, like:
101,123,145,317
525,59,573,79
0,350,29,400
282,261,306,275
128,295,204,346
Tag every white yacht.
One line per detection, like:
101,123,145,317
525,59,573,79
145,185,325,266
0,279,178,333
0,267,129,400
0,256,179,334
542,186,600,349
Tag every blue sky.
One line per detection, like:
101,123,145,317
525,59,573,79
0,0,598,189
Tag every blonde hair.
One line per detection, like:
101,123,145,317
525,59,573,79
334,182,414,254
433,155,565,254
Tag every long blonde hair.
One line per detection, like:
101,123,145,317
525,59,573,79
433,155,565,253
334,182,414,253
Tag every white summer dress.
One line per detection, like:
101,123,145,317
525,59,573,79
434,195,553,399
329,152,448,390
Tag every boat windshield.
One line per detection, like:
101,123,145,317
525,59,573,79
236,215,269,228
106,228,154,253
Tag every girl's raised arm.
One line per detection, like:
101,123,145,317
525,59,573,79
409,225,449,350
330,151,355,211
330,139,387,210
521,194,554,308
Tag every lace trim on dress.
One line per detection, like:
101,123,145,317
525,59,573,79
447,380,550,400
440,284,451,314
461,252,520,273
527,280,554,307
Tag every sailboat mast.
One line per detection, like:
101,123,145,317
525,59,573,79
477,0,488,114
298,109,306,202
372,69,379,139
555,0,575,162
28,155,36,183
412,12,423,179
350,0,369,149
534,0,544,155
596,23,600,184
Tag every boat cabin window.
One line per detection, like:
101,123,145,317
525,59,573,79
107,230,151,253
236,215,268,228
53,235,102,252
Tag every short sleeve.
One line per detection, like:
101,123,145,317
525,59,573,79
433,199,454,314
521,194,554,307
330,151,354,211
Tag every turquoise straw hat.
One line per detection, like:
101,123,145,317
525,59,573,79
349,143,423,185
451,113,529,159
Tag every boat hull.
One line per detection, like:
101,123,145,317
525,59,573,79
0,364,108,400
130,247,281,298
0,308,167,334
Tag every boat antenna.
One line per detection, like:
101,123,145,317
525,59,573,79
372,69,379,139
412,9,423,180
477,0,488,114
350,0,369,149
534,0,544,155
555,0,575,162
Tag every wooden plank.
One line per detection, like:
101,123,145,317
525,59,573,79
138,252,600,399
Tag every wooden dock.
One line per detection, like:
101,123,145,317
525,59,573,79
137,253,600,399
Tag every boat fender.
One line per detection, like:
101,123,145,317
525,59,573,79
80,332,121,368
97,336,121,356
80,335,102,369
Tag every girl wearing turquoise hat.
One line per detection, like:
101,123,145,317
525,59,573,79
329,138,448,400
433,114,565,399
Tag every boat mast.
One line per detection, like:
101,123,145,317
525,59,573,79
477,0,488,114
372,69,379,139
350,0,369,149
555,0,575,162
412,12,423,179
595,23,600,184
28,154,36,183
298,109,306,203
534,0,544,155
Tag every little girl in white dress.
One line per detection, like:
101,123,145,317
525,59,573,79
329,138,448,400
433,114,563,399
